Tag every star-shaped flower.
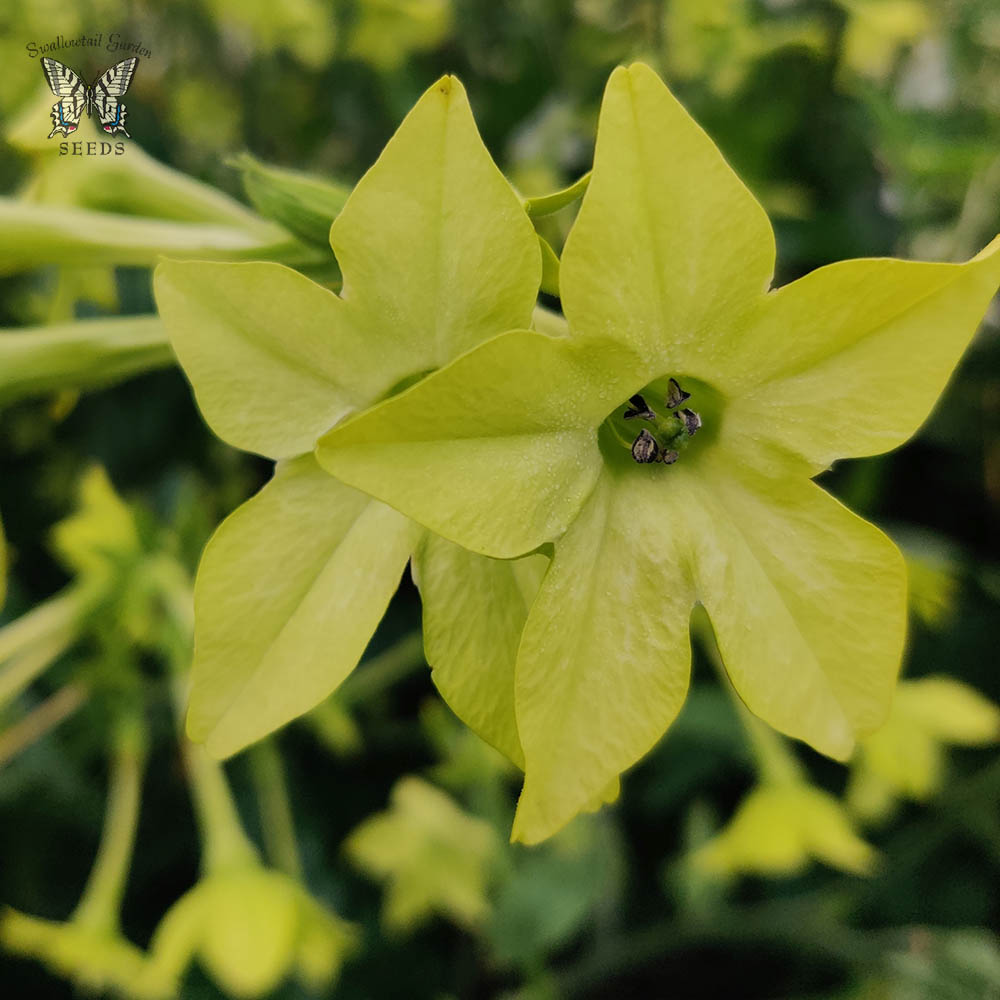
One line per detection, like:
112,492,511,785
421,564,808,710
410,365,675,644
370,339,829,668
847,675,1000,823
154,77,544,762
692,781,877,878
317,63,1000,843
344,776,500,933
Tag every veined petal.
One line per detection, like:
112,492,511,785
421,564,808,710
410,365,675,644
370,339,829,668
317,331,643,558
725,236,1000,468
512,470,694,844
187,455,420,757
331,74,541,368
155,260,368,459
689,450,907,759
413,535,548,768
156,75,540,459
561,62,775,380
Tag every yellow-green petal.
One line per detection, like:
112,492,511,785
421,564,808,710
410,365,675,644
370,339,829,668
330,74,540,369
187,455,420,756
413,535,548,768
690,451,907,759
155,260,368,460
726,237,1000,469
511,470,693,844
560,62,775,381
318,331,641,558
156,75,540,460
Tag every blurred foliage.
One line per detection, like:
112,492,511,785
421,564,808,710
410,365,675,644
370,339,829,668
2,0,1000,997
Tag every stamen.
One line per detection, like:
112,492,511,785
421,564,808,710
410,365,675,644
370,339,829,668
631,428,659,463
623,394,655,420
660,449,679,465
679,408,701,436
665,378,691,409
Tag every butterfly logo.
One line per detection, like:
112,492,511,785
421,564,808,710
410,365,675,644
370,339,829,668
41,56,138,139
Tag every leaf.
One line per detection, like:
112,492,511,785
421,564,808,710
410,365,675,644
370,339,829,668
725,237,1000,469
511,470,694,844
689,449,906,759
560,62,775,378
317,330,642,558
187,455,420,757
413,535,547,768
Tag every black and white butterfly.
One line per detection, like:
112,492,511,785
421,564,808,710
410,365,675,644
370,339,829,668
41,57,138,139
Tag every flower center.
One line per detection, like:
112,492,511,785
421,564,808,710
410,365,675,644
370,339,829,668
601,376,717,468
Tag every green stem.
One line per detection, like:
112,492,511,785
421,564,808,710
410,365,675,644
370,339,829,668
0,588,90,708
72,717,147,934
249,740,302,878
698,616,803,786
172,677,258,875
338,630,426,707
0,682,88,769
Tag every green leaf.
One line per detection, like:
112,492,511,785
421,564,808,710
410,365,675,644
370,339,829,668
413,535,548,768
689,450,906,759
511,470,694,844
187,455,420,757
0,316,172,408
155,260,374,459
329,74,540,369
560,62,775,377
724,237,1000,469
317,330,642,558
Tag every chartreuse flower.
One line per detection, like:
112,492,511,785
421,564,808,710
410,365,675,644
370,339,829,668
317,62,1000,843
154,76,543,763
847,676,1000,823
692,689,877,878
141,728,357,998
1,719,151,996
345,776,500,932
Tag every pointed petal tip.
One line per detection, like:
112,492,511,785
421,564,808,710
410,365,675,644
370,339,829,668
428,74,464,101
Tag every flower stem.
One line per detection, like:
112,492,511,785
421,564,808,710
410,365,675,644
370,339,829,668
0,588,88,707
249,739,302,878
697,615,803,786
172,677,259,875
338,630,426,707
72,716,147,934
0,682,88,770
